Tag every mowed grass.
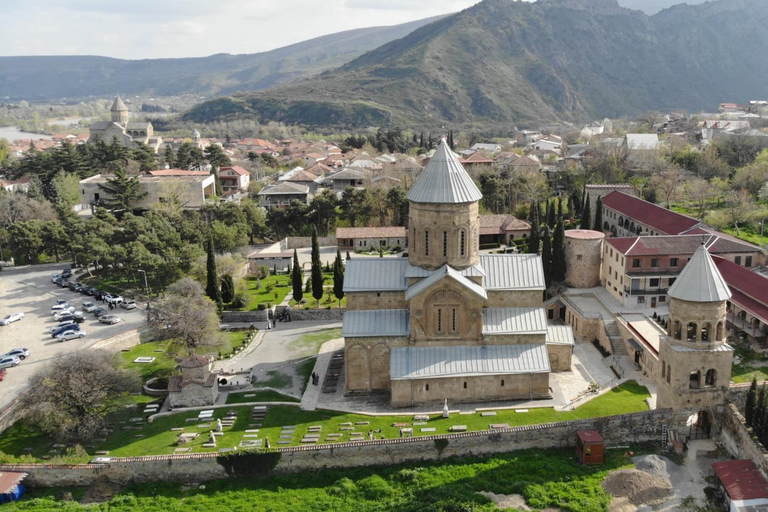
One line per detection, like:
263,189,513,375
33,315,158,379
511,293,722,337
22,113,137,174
289,328,342,355
238,275,291,311
226,390,299,404
731,346,768,383
8,446,648,512
119,340,179,381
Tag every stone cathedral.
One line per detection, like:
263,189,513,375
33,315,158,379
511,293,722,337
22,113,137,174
342,140,573,407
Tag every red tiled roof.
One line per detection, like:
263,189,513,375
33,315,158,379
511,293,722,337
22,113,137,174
460,153,494,164
336,227,406,239
605,238,635,253
577,430,603,444
606,235,757,257
479,215,530,235
178,354,210,368
713,256,768,322
0,471,26,494
220,166,249,176
565,230,604,240
602,191,701,235
712,459,768,501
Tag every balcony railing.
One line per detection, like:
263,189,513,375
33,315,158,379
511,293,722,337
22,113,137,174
624,287,669,296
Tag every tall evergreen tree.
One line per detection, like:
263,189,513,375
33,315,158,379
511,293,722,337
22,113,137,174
97,168,147,212
552,220,567,283
593,195,604,232
761,392,768,445
546,199,556,228
557,197,564,221
542,225,553,289
311,227,324,307
527,212,540,255
755,384,767,437
580,194,592,230
746,376,759,427
205,235,221,304
333,249,345,306
291,249,303,304
220,274,235,304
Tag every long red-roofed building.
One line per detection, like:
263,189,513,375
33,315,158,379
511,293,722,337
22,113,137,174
712,459,768,512
601,191,704,237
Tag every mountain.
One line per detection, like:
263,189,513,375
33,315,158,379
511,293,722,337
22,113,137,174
617,0,708,15
183,0,768,129
0,15,446,101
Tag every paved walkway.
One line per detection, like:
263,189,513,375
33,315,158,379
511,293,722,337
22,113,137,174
300,338,344,411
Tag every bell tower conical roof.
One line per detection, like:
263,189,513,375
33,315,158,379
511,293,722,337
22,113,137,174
668,242,731,302
407,139,482,204
111,94,128,112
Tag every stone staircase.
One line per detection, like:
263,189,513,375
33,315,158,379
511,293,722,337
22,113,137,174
604,320,627,356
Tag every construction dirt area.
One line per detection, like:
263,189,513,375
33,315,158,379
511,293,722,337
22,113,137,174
605,440,728,512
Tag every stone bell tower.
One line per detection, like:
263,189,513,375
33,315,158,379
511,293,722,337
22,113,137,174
656,242,733,410
110,94,129,126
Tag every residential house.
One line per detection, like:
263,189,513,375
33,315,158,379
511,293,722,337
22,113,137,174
336,226,408,252
580,122,605,139
324,168,369,196
719,103,747,114
533,134,563,152
600,234,762,309
509,154,541,172
299,153,326,167
257,182,312,209
711,460,768,512
494,152,522,170
283,169,325,193
700,120,751,143
0,178,30,193
236,138,275,151
218,166,250,195
516,130,542,145
479,215,531,246
470,143,502,153
459,152,494,168
79,171,215,210
623,134,660,167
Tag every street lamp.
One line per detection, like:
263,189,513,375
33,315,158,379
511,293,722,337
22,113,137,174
137,269,150,310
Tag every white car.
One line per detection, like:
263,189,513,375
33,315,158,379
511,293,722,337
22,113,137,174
2,348,29,360
53,308,77,320
51,273,61,283
51,304,72,313
57,330,86,341
120,300,137,310
104,294,124,305
82,302,97,313
99,315,123,325
0,356,20,369
0,313,24,325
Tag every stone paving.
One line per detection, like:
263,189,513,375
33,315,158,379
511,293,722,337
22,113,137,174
300,337,344,411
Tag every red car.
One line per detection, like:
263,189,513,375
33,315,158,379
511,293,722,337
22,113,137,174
0,368,6,381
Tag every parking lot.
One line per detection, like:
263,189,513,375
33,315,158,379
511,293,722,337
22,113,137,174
0,264,147,409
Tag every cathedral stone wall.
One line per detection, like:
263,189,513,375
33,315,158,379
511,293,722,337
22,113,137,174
485,290,542,308
656,340,732,410
408,280,485,342
483,334,547,345
408,202,480,270
345,292,407,311
564,231,604,289
390,373,549,407
345,337,407,392
547,344,574,372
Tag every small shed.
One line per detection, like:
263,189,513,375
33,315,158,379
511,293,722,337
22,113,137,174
712,459,768,512
0,471,27,503
575,430,604,465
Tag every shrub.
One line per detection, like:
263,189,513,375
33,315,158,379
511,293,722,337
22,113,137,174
257,303,266,311
357,474,394,500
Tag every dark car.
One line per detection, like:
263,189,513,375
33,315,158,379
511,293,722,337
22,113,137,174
73,283,84,293
57,279,69,288
93,308,108,317
61,269,72,278
67,281,78,292
51,323,80,338
56,312,85,324
82,287,96,296
93,290,105,300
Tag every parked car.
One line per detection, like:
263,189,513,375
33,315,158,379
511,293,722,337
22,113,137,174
54,300,69,306
57,330,86,342
92,308,108,318
0,368,6,381
0,356,21,369
57,280,70,288
2,348,29,360
104,294,124,305
82,302,97,312
99,315,122,325
55,312,85,324
51,303,72,313
67,282,78,292
51,273,61,283
51,320,77,332
82,287,96,296
51,324,80,338
61,268,72,278
120,300,137,310
0,313,24,325
53,308,77,320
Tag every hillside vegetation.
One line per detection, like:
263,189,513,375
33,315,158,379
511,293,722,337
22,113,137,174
184,0,768,129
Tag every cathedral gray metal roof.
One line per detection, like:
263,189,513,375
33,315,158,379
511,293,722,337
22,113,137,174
406,139,482,204
343,258,410,292
479,254,545,290
390,344,550,380
668,242,731,302
111,94,128,112
343,309,410,337
405,265,487,301
482,308,548,335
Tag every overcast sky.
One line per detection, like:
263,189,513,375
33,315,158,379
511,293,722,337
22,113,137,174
0,0,481,60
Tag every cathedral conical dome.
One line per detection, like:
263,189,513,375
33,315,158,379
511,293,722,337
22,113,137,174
668,242,731,302
407,139,482,204
111,94,128,112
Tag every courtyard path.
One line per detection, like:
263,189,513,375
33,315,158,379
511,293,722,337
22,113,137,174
300,337,344,411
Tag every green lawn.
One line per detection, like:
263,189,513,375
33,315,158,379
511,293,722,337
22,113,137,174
119,340,179,381
226,390,300,404
671,202,768,247
289,328,342,355
0,381,650,461
731,346,768,383
298,357,317,394
6,446,648,511
236,275,292,311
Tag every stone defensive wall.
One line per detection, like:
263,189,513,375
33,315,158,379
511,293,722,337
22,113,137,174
0,408,690,487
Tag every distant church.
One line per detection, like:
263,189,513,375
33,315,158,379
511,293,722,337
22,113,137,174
89,94,163,152
342,139,574,407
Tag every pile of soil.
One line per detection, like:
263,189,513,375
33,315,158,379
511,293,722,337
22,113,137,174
80,476,122,504
477,492,562,512
602,469,672,506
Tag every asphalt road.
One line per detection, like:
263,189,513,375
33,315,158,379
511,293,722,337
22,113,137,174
0,264,147,409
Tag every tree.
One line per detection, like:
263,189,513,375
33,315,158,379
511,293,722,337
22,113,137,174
333,249,345,306
221,274,235,304
386,187,409,227
546,199,556,228
308,190,338,236
164,144,175,168
755,385,767,439
527,208,540,255
21,351,139,442
651,167,684,209
593,196,603,232
205,235,221,304
292,249,303,304
204,144,231,169
723,190,758,234
97,167,147,212
148,277,220,351
580,194,591,230
746,376,758,427
311,226,323,307
638,110,663,132
552,220,567,283
541,225,553,289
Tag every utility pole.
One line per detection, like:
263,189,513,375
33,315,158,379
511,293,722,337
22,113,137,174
138,269,150,310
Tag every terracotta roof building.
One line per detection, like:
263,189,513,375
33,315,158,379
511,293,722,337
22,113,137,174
712,459,768,512
479,214,531,246
336,226,408,252
601,191,704,237
168,354,218,408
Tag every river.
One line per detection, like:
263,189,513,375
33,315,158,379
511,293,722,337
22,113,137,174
0,126,52,142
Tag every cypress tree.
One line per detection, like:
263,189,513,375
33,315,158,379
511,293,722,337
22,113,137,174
291,249,303,304
593,195,604,232
311,226,323,307
220,274,235,304
546,199,556,228
527,214,540,255
552,220,567,283
761,392,768,445
333,249,345,306
755,384,767,437
557,197,564,221
746,376,758,427
205,235,221,304
580,194,592,230
542,225,553,289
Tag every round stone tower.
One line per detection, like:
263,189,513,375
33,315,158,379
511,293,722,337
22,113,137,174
110,94,129,126
564,229,605,288
407,140,482,271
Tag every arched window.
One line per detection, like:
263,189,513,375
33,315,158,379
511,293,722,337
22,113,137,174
673,320,682,340
662,362,666,379
624,219,630,229
460,229,466,257
412,228,416,253
451,308,457,334
463,381,467,389
425,384,429,391
618,216,624,226
686,322,697,342
437,308,443,333
425,230,430,257
501,379,505,387
442,231,448,257
701,323,711,342
705,369,717,387
630,222,635,232
689,370,700,389
667,365,671,383
636,225,642,235
603,221,609,231
611,226,618,237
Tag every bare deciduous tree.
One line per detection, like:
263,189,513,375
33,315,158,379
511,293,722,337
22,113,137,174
638,110,663,132
650,166,685,209
724,190,759,234
21,351,140,442
684,178,717,220
147,277,220,351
